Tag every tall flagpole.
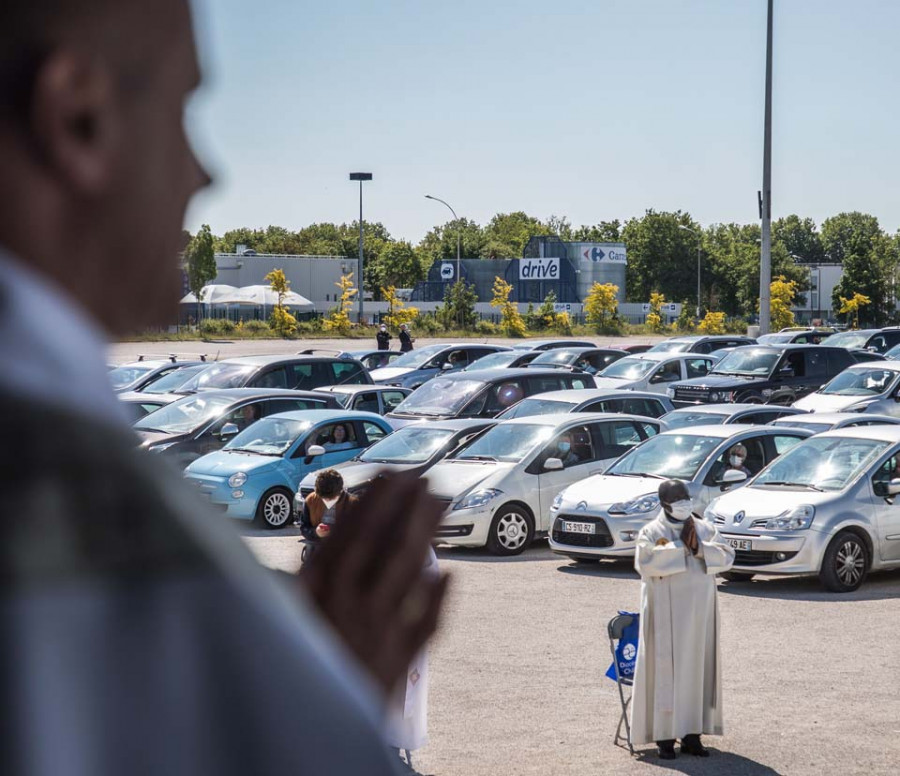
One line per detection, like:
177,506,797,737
759,0,774,334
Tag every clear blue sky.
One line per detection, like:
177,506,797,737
185,0,900,243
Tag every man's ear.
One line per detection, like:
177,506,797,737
30,50,120,192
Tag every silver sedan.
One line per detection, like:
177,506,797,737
705,425,900,592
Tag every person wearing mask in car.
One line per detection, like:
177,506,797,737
300,469,358,543
399,323,415,353
630,479,735,760
376,323,392,351
726,443,751,478
552,432,580,467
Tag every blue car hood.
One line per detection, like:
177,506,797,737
185,449,280,477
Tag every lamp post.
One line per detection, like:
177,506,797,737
425,194,461,284
758,0,774,334
349,172,373,323
678,224,702,320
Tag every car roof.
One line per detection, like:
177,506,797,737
617,351,706,362
666,403,805,416
534,346,626,356
440,367,588,381
814,425,900,443
318,385,403,395
403,418,496,432
514,388,665,403
266,409,388,423
659,424,808,439
771,412,900,425
172,388,337,402
498,411,661,428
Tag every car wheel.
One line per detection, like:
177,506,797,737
255,488,294,530
819,531,869,592
721,571,755,582
736,391,764,404
486,505,534,556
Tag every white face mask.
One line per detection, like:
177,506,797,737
730,455,744,467
667,499,693,521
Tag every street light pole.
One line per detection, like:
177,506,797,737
349,172,373,323
678,224,702,320
758,0,774,334
425,194,461,283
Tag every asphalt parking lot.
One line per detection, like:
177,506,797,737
245,527,900,776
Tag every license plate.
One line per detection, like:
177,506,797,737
727,538,752,551
563,521,595,534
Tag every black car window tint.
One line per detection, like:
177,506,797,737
331,361,368,385
595,420,643,459
252,366,288,389
287,363,315,390
685,358,711,379
354,392,380,414
267,398,323,414
805,350,826,377
525,376,563,395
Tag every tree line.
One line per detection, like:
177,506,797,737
184,209,900,325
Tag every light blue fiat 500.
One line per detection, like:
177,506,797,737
183,409,393,528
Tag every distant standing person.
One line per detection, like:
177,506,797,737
630,479,735,760
399,323,415,353
376,323,392,351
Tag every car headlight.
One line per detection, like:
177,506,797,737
453,488,502,510
149,441,177,453
666,387,676,398
609,493,659,515
228,472,248,488
551,493,564,511
703,503,723,522
762,505,815,531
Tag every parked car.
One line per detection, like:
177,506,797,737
370,343,509,389
769,412,900,434
129,363,210,394
133,388,341,468
547,425,811,563
592,352,715,394
525,347,628,375
428,413,665,555
668,345,857,407
647,335,756,354
386,368,594,426
757,328,833,345
296,418,495,508
108,359,206,393
315,385,411,415
792,361,900,415
661,403,807,430
461,350,543,371
177,355,372,394
340,349,403,371
821,327,900,355
184,410,393,529
495,389,673,421
510,339,595,351
618,344,654,354
705,426,900,591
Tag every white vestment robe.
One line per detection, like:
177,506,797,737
629,511,735,745
385,548,438,751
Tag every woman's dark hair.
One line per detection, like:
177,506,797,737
315,468,344,499
331,423,348,441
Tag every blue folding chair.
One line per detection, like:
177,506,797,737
607,613,638,755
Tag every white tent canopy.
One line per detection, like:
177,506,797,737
180,284,314,312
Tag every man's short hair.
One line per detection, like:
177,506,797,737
315,469,344,500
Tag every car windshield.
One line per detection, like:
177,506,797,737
821,331,873,349
133,394,236,434
606,433,722,480
648,340,691,353
108,363,156,389
496,398,575,419
771,420,833,434
141,364,208,394
393,377,485,416
464,351,518,371
178,363,255,392
757,333,793,344
753,436,889,491
390,344,447,369
452,423,553,463
662,412,726,430
225,418,311,456
818,368,898,396
711,348,779,376
598,357,656,380
359,426,456,464
531,350,579,366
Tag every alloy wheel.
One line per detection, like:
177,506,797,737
835,539,865,587
263,492,292,527
496,512,528,551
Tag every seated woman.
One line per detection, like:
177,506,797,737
323,423,355,452
726,443,751,477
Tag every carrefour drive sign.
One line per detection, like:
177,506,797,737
519,257,559,280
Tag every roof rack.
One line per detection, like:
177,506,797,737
136,353,209,363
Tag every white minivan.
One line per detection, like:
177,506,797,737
793,362,900,415
427,413,664,555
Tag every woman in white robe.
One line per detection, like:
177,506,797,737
629,479,735,759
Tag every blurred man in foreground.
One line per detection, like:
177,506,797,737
0,2,446,773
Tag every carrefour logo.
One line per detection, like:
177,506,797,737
623,643,636,661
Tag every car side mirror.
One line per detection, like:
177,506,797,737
888,478,900,496
307,444,326,457
544,457,564,471
441,362,453,371
220,423,239,438
720,469,748,487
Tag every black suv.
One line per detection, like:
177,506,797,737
668,344,856,406
821,327,900,355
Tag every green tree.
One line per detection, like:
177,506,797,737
572,220,622,242
481,212,548,258
769,276,798,331
323,273,358,335
439,281,478,330
773,215,824,264
838,292,872,329
265,268,297,336
416,218,485,273
697,311,726,335
371,240,426,291
490,276,526,337
646,291,667,332
185,224,217,324
381,285,419,328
